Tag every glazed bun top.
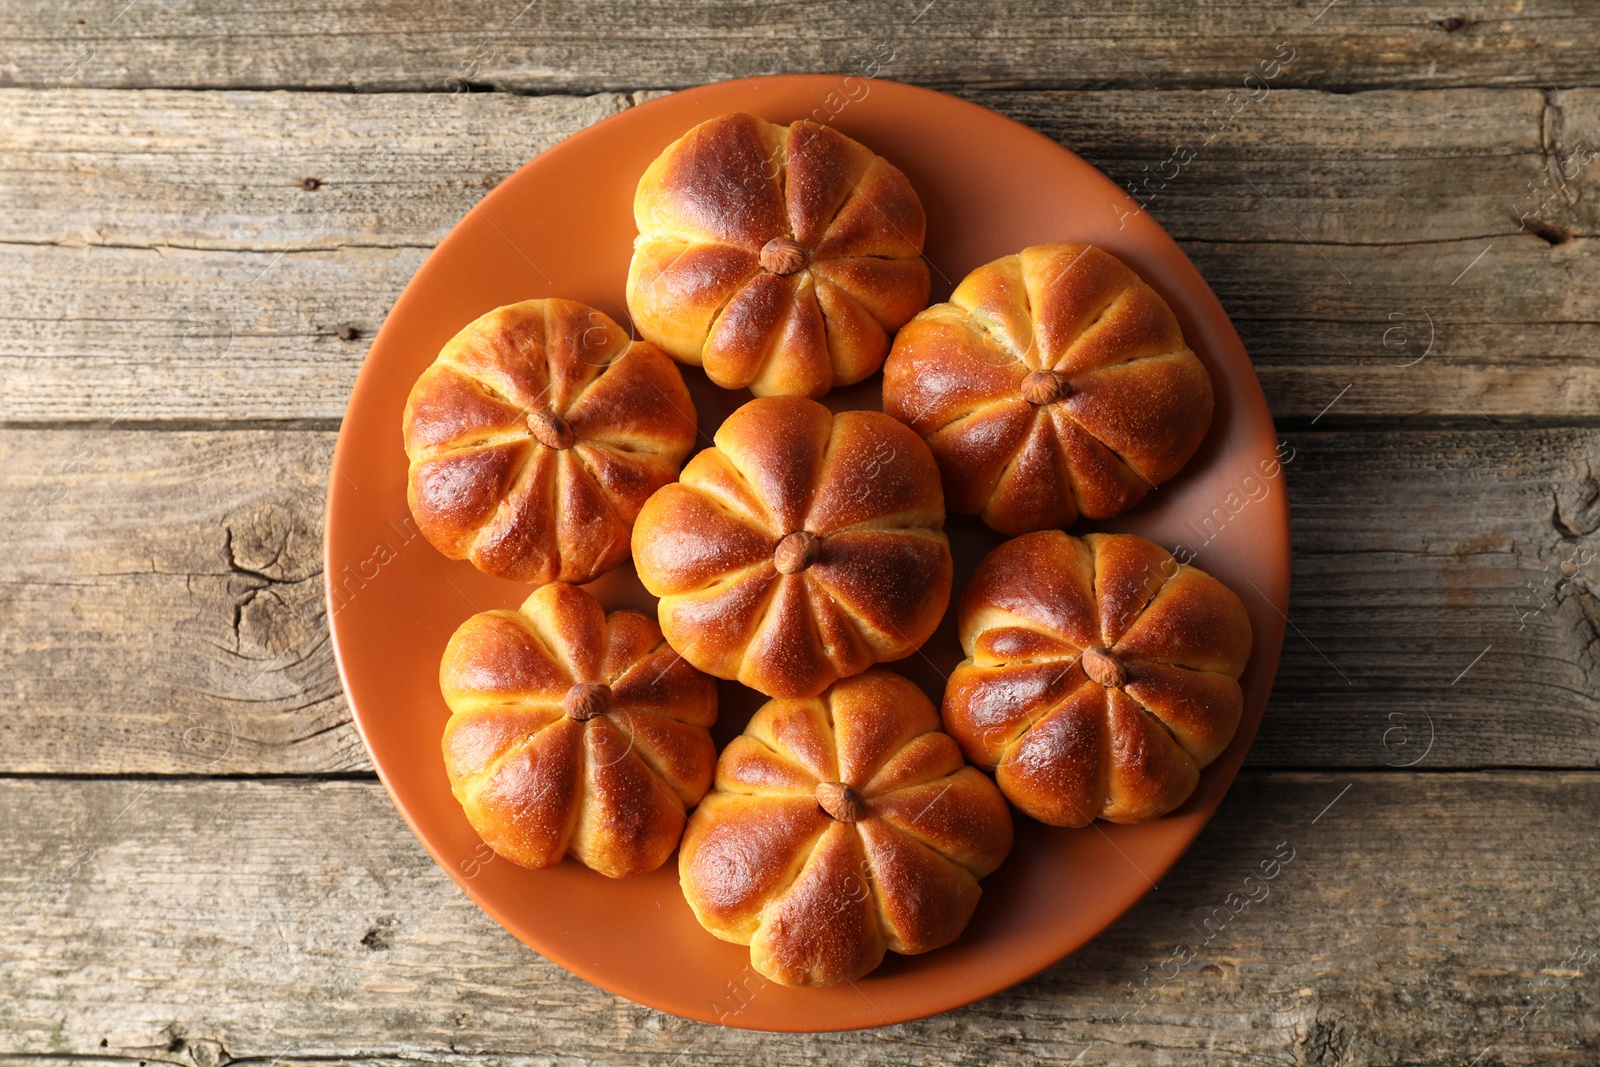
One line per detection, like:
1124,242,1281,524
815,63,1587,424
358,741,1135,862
403,298,697,584
627,112,930,398
884,243,1213,534
632,395,953,699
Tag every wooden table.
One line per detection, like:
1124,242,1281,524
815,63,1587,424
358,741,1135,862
3,2,1597,1063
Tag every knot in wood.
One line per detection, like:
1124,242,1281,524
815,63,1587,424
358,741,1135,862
759,237,807,276
1081,646,1127,689
773,530,821,575
527,409,575,450
815,781,867,823
1021,369,1070,406
563,682,611,722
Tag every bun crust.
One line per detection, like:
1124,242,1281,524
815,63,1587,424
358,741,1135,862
440,583,717,878
679,670,1013,986
632,395,953,699
883,243,1213,533
627,112,930,398
943,531,1251,826
404,298,697,583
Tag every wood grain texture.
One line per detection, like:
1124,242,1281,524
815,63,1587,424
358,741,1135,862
0,426,1595,775
0,429,354,774
3,87,1597,423
0,0,1596,92
0,89,635,248
0,4,1592,1061
1,772,1596,1064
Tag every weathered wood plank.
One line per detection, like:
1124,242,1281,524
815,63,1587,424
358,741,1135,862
0,89,635,249
1,0,1597,92
0,426,1595,775
1,772,1595,1063
0,429,355,774
1005,86,1599,245
1255,426,1600,771
10,87,1592,250
2,87,1596,423
21,235,1595,424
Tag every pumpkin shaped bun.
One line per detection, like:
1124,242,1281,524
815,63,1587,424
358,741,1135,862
440,583,717,878
679,670,1013,987
403,298,697,584
631,395,953,700
943,531,1251,827
627,112,930,398
883,243,1213,534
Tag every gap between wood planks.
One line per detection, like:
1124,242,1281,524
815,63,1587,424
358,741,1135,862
2,770,1596,1063
4,85,1595,422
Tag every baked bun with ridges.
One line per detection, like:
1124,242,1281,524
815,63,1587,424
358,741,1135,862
943,531,1251,827
404,298,697,584
440,582,717,878
631,395,953,700
679,670,1012,986
627,112,930,398
882,243,1213,534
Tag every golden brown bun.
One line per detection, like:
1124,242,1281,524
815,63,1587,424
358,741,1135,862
627,112,930,398
943,531,1251,827
679,670,1012,986
882,243,1213,533
403,298,697,584
440,582,717,878
632,396,953,699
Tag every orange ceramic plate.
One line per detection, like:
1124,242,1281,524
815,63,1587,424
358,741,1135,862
325,76,1289,1032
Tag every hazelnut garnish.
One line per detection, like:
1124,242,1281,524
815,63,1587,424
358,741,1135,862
1080,646,1128,689
815,781,867,823
527,409,575,450
773,530,821,574
563,682,611,722
759,236,806,276
1021,369,1070,406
